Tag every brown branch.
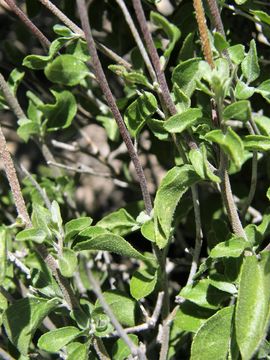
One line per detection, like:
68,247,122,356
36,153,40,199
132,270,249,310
3,0,51,49
76,0,152,215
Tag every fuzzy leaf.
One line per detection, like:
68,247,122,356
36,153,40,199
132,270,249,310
112,335,139,360
172,58,202,97
65,217,93,242
236,252,270,359
210,237,249,258
124,92,157,137
45,54,89,86
96,208,137,236
241,39,260,84
235,80,255,100
3,297,58,355
130,265,157,300
150,11,181,59
205,128,244,170
243,135,270,151
256,79,270,104
190,306,234,360
227,44,245,65
0,228,7,282
16,228,47,244
59,248,78,278
154,165,199,248
223,100,251,122
39,89,77,131
74,234,146,260
38,326,82,353
164,108,202,134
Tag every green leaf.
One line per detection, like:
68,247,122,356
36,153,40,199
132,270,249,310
141,219,156,242
67,342,88,360
66,39,90,62
124,92,157,137
130,265,157,300
209,274,237,294
254,115,270,136
96,115,119,142
45,54,89,86
7,69,25,95
154,165,199,248
243,135,270,151
250,10,270,26
178,32,195,62
235,80,255,100
150,11,181,59
94,290,141,327
39,89,77,131
227,44,245,65
96,208,137,236
214,32,229,53
172,58,202,97
147,118,170,141
74,234,146,260
189,146,220,183
210,237,248,258
223,100,251,122
173,84,191,112
164,108,202,134
205,128,244,170
3,297,58,355
59,248,78,278
38,326,82,353
241,39,260,84
16,228,47,244
77,226,110,242
256,79,270,104
179,279,229,310
190,306,234,360
173,301,215,333
17,118,40,142
112,335,139,360
65,217,93,242
234,0,248,4
0,228,7,282
51,200,62,227
53,24,75,37
236,252,270,359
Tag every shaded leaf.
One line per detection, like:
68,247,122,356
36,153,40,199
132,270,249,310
59,248,78,278
130,265,157,300
3,297,58,355
164,108,202,134
210,237,249,258
96,208,137,236
241,39,260,84
243,135,270,151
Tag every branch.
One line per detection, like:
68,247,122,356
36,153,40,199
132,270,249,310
115,0,156,81
76,0,152,215
86,265,147,360
3,0,50,49
158,305,179,360
186,185,203,284
37,0,132,69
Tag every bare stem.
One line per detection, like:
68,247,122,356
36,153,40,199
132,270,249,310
159,305,179,360
3,0,50,49
86,265,147,360
0,73,26,120
77,0,152,215
37,0,131,68
186,185,203,284
219,153,247,239
206,0,225,36
131,0,176,116
0,347,15,360
115,0,156,81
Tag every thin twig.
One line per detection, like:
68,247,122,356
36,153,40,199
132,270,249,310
131,0,176,117
0,347,15,360
0,285,14,303
158,305,179,360
37,0,131,68
0,73,25,120
77,0,152,215
186,186,203,284
86,265,147,360
20,164,51,210
92,337,111,360
3,0,51,49
8,251,31,279
206,0,225,36
48,160,130,188
115,0,157,81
